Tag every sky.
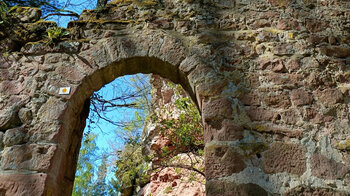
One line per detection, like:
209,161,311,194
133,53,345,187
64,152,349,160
47,0,97,27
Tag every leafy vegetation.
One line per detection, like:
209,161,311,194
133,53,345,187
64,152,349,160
113,141,150,195
73,133,116,196
45,26,69,44
0,1,9,24
155,82,204,157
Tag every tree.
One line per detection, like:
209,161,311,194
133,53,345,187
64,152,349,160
72,133,97,196
73,133,116,196
150,81,205,177
113,141,150,195
3,0,62,14
87,74,152,139
1,0,110,23
90,156,115,195
73,74,152,195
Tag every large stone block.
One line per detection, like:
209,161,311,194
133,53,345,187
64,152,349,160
291,89,313,106
205,146,246,179
1,144,57,172
207,180,268,196
311,152,349,180
0,173,47,196
203,98,233,122
263,142,306,176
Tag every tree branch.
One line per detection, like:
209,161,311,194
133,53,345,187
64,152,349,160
41,12,79,19
154,163,205,177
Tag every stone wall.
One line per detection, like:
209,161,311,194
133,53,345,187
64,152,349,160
0,0,349,195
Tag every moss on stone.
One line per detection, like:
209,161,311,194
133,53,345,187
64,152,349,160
9,6,35,14
25,40,49,46
239,142,268,156
337,139,350,150
255,125,266,132
109,0,159,8
34,20,57,25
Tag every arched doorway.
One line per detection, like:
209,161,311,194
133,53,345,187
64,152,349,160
48,55,199,195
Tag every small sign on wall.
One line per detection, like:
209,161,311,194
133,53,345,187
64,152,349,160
59,87,71,95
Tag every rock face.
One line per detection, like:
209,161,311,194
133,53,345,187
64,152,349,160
0,0,349,195
138,75,205,196
139,162,205,196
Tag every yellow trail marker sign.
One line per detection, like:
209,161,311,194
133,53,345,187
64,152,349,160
59,87,71,95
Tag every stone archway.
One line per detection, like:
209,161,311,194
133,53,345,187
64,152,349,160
21,31,203,195
1,0,350,195
53,55,199,195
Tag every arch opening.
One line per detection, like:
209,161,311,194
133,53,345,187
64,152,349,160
54,57,205,195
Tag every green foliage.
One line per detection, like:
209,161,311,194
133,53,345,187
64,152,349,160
113,142,150,193
77,75,204,195
163,186,173,194
45,26,69,45
188,171,197,182
0,1,10,24
84,74,153,195
157,83,204,156
73,133,116,196
73,133,97,196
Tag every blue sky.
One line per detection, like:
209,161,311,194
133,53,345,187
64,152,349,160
47,0,97,27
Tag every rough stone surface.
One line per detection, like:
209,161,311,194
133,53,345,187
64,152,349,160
263,142,306,176
139,166,205,196
205,146,246,179
0,0,349,195
310,152,350,180
3,127,27,147
0,173,47,196
206,180,268,196
291,89,313,106
285,185,349,196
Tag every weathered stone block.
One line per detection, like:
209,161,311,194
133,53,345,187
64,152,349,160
205,146,246,179
37,97,67,121
263,142,306,175
320,46,350,58
0,173,47,196
247,107,275,121
3,127,27,147
291,89,313,106
203,98,233,122
285,185,349,196
204,119,244,142
314,89,344,107
207,180,268,196
263,91,291,109
311,152,350,180
18,108,32,124
8,7,42,22
1,144,57,172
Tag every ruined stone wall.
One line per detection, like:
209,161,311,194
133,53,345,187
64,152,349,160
0,0,349,195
